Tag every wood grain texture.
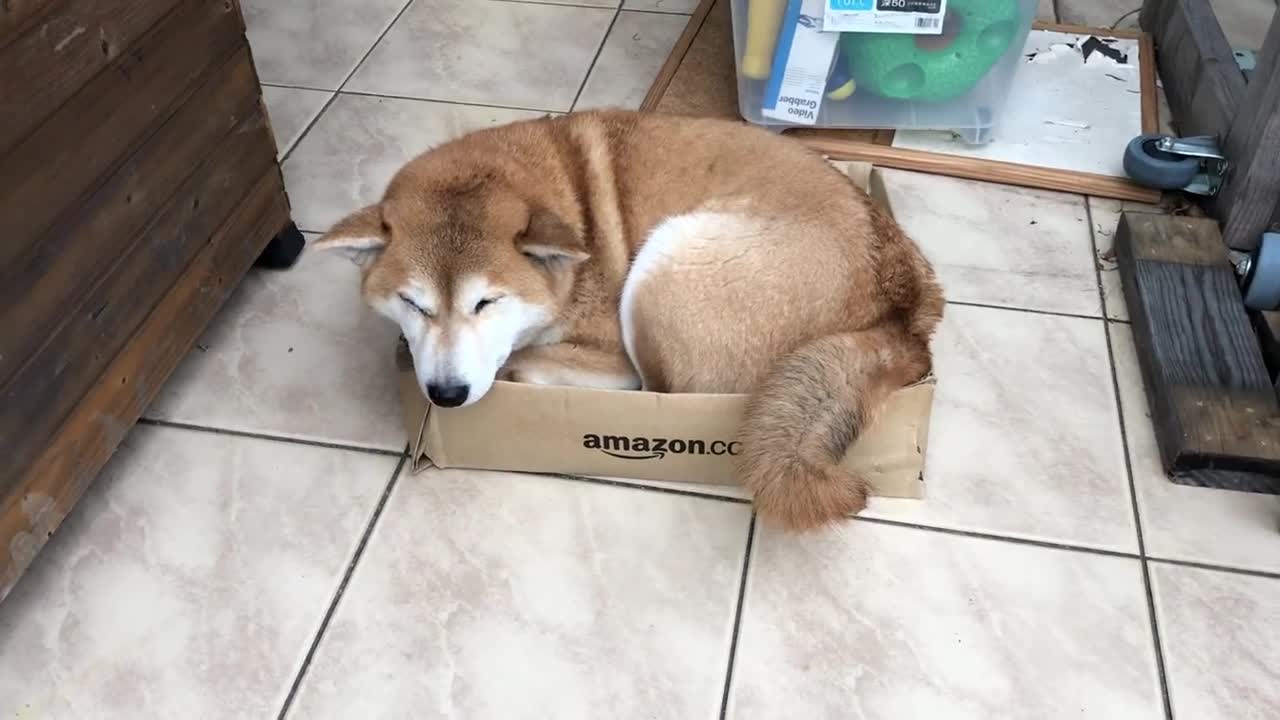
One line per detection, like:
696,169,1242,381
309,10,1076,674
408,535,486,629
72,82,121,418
0,0,244,274
0,0,186,155
795,138,1162,203
1144,0,1244,141
1115,211,1280,481
1140,31,1159,135
1033,19,1144,40
0,0,57,42
0,49,261,389
1217,14,1280,251
0,168,290,605
0,109,278,498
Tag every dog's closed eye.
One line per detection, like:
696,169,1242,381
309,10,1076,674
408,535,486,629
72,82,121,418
398,293,433,318
473,296,504,314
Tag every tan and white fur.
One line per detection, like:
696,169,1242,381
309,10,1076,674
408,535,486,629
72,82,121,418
314,110,944,531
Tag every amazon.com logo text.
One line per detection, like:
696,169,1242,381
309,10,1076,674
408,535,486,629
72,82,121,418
582,434,740,460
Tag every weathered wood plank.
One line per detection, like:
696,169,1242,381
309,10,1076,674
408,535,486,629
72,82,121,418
0,168,290,604
0,0,244,275
1115,211,1280,486
1217,14,1280,251
0,0,187,155
0,0,56,42
0,48,262,388
1142,0,1244,140
0,109,278,494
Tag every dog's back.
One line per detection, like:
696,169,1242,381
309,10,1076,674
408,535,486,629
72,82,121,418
564,112,944,529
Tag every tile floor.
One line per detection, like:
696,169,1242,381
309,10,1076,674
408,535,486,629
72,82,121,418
3,1,1279,718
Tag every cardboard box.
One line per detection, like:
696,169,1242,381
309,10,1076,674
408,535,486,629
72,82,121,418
398,164,934,499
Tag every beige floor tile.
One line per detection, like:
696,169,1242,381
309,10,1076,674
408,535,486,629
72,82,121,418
1087,196,1166,322
1109,324,1280,573
728,521,1164,720
288,469,750,719
242,0,409,89
262,85,332,157
1056,0,1142,29
148,240,405,451
283,94,546,232
623,0,700,11
867,304,1137,552
1152,563,1280,720
346,0,614,111
0,426,396,719
576,11,687,110
879,169,1101,317
509,0,618,6
1210,0,1276,50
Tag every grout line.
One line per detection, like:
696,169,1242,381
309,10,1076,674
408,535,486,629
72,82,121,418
852,515,1139,560
140,420,1280,583
276,456,407,719
1084,195,1174,720
494,0,693,15
945,299,1117,323
569,4,624,111
543,471,752,504
137,418,407,458
141,420,1280,583
1146,557,1280,582
718,515,756,720
279,0,418,165
333,88,563,115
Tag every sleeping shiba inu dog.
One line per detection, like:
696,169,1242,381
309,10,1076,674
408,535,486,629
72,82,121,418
313,110,943,530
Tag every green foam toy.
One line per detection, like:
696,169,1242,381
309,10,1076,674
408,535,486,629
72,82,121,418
841,0,1022,103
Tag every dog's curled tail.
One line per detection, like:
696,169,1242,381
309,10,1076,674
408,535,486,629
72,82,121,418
734,328,929,531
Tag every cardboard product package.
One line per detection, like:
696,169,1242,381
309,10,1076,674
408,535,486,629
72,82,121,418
398,163,935,499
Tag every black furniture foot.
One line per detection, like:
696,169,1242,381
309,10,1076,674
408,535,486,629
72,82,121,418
255,221,306,270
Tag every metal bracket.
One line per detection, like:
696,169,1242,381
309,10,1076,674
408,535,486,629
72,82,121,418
1234,49,1257,83
1157,135,1229,196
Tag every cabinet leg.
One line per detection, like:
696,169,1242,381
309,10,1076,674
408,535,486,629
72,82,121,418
255,221,306,270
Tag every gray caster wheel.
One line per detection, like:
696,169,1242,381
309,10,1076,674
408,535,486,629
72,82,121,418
1241,233,1280,311
1124,134,1200,190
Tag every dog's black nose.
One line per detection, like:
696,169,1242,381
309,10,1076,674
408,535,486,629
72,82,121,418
426,383,470,408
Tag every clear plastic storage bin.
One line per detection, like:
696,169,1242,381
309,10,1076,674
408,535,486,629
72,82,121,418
730,0,1039,144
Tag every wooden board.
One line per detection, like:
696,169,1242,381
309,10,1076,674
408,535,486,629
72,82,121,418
799,138,1162,203
0,0,185,155
0,0,58,39
1217,15,1280,251
0,0,245,274
642,0,1159,202
0,108,278,495
0,168,290,603
0,48,262,388
1115,211,1280,488
1140,0,1244,142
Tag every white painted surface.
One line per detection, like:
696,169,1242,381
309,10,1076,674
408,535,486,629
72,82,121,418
892,30,1144,178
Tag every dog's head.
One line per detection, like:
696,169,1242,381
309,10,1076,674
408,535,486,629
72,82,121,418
312,170,588,408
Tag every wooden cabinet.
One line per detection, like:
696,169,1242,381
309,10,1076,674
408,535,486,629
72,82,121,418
0,0,297,602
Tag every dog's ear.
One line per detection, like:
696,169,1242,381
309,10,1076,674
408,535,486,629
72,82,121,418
311,205,387,268
518,207,589,265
